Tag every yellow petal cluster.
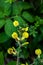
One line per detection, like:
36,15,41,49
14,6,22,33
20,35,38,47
35,49,42,55
22,27,28,31
12,32,18,39
7,48,13,54
13,20,19,27
22,32,29,38
7,47,17,55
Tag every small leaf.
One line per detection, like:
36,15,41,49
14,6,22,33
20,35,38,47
35,16,43,24
0,0,11,17
4,3,11,16
22,48,29,59
40,26,43,33
0,52,4,65
22,12,34,23
0,11,4,18
39,19,43,24
13,1,32,15
5,19,17,37
0,32,9,43
0,19,5,29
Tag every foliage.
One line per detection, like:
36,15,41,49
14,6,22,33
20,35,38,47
0,0,43,65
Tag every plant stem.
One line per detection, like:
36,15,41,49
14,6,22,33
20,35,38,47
16,41,21,65
16,51,19,65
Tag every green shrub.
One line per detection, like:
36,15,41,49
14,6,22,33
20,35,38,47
0,0,43,65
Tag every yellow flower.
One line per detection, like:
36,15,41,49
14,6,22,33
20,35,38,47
35,49,42,55
7,47,17,55
22,27,28,31
22,42,29,46
12,32,18,39
13,20,19,27
7,48,13,54
22,32,29,38
25,27,29,31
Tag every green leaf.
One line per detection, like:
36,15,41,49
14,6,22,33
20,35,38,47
0,11,4,18
0,19,5,29
29,26,38,37
13,1,32,15
41,54,43,59
35,16,43,24
5,19,17,37
22,48,29,59
40,3,43,14
0,32,9,43
5,0,15,4
39,19,43,24
40,26,43,33
21,2,32,9
0,0,11,17
7,61,16,65
4,3,11,16
22,12,34,23
0,52,4,65
16,1,32,10
13,2,22,15
2,39,12,49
